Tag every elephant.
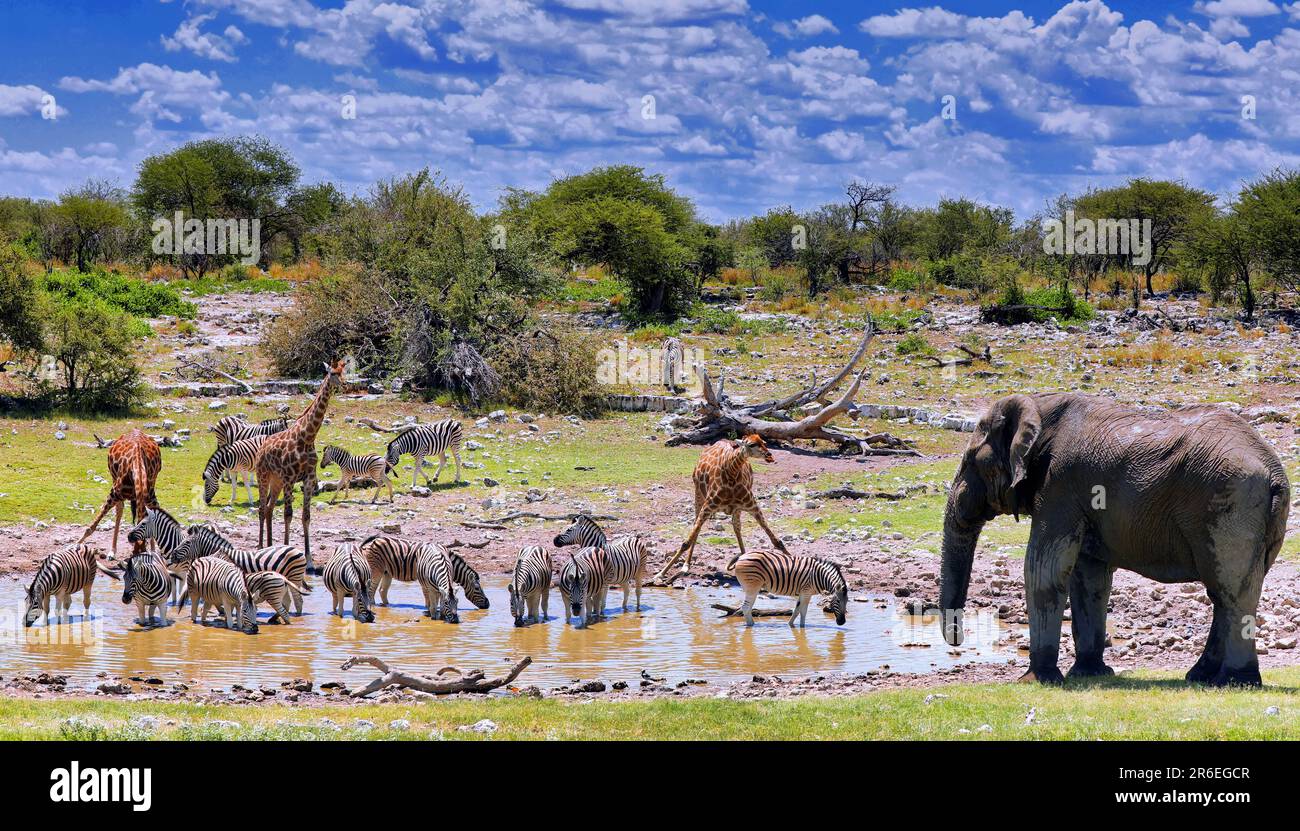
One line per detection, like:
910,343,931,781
938,392,1290,687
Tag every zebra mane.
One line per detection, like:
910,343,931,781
148,505,181,529
189,523,234,550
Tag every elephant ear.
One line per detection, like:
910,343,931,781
1005,394,1042,489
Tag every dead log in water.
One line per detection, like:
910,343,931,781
340,655,533,698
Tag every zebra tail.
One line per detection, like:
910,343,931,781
725,551,743,571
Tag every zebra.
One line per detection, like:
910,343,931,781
553,515,650,613
661,336,684,390
732,550,849,628
24,544,117,627
416,543,459,623
122,546,171,627
203,435,267,506
210,415,289,448
126,506,187,605
323,544,375,622
184,556,258,633
245,570,293,624
320,445,394,504
557,547,608,629
448,550,489,609
384,420,463,488
509,545,552,627
171,524,310,614
360,534,485,608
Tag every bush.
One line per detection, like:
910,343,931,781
756,268,798,301
887,266,929,292
261,264,389,377
39,296,147,412
690,305,742,334
896,332,934,356
42,269,195,319
490,327,605,416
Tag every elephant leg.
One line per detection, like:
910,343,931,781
1067,553,1115,678
1022,518,1084,685
1186,596,1229,683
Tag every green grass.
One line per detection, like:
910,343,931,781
0,406,697,525
183,275,293,296
10,668,1300,739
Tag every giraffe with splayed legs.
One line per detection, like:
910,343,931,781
654,433,790,581
80,429,162,557
254,360,345,573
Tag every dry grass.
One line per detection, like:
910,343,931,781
1101,335,1239,373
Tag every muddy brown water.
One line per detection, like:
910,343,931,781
0,576,1014,691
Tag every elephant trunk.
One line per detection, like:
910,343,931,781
939,505,984,647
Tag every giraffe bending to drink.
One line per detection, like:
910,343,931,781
80,429,162,557
654,433,790,580
254,360,345,572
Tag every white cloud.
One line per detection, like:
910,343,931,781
774,14,839,38
1194,0,1279,17
0,84,56,117
161,13,248,62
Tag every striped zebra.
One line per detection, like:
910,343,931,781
171,525,310,614
384,420,463,488
323,544,375,622
320,445,394,504
661,336,684,389
245,570,293,624
557,547,608,629
184,556,258,633
554,515,650,613
210,415,289,448
203,435,267,506
360,534,485,608
416,543,459,623
733,550,849,628
509,545,552,626
126,507,187,605
122,547,170,627
24,544,117,627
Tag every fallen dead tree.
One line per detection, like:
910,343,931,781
711,603,793,618
340,655,532,698
666,318,920,456
921,343,991,369
176,354,253,393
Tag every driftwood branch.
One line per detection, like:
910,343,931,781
340,655,533,698
666,318,915,455
356,418,423,434
711,603,792,618
482,511,618,524
177,355,253,393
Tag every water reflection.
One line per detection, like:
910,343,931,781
0,578,1012,690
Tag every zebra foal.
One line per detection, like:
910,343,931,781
320,445,394,504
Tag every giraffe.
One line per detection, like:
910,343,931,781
654,433,790,580
254,360,345,572
80,429,162,557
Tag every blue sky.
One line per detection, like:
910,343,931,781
0,0,1297,221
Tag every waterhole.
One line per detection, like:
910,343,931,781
0,576,1015,690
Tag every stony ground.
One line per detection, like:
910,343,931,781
5,285,1300,704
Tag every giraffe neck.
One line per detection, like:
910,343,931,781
296,375,335,444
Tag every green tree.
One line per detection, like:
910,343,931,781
521,166,700,319
1235,168,1300,291
45,181,131,272
1073,179,1215,296
0,243,45,352
133,136,300,276
41,296,146,412
744,206,802,268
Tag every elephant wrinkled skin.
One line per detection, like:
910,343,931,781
939,392,1290,687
